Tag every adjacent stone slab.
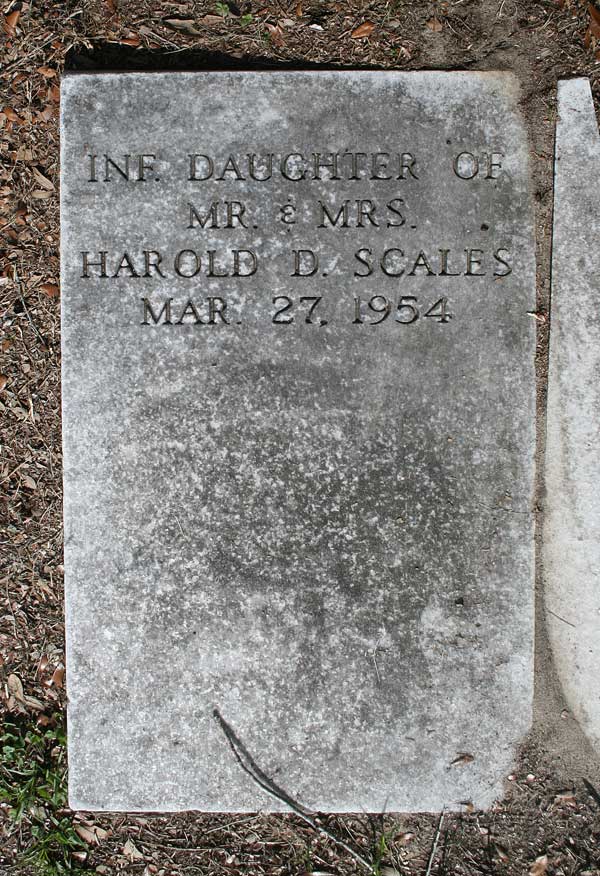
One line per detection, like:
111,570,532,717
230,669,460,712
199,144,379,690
61,71,536,813
544,79,600,752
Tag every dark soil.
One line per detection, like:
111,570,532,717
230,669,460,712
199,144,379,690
2,1,600,874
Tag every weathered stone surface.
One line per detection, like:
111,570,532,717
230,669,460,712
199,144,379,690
61,71,536,812
544,79,600,753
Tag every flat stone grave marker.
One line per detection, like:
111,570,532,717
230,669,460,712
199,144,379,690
544,78,600,753
61,70,536,813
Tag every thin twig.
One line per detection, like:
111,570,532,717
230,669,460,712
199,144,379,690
547,608,576,628
213,708,375,873
0,462,26,486
3,34,58,75
583,778,600,808
12,268,46,347
425,809,445,876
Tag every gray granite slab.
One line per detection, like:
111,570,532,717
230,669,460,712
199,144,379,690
61,70,536,813
544,79,600,753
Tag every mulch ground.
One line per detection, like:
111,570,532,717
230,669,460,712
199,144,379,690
2,1,600,874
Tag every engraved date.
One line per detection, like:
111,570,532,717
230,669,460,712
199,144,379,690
271,295,452,325
272,296,326,325
353,295,452,325
140,294,453,327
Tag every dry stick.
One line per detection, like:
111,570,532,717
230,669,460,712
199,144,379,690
12,267,46,348
0,462,26,486
3,10,85,74
547,608,576,628
583,778,600,808
213,708,375,874
424,809,445,876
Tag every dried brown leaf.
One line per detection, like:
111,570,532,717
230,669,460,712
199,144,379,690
0,374,7,392
123,839,144,861
2,107,24,124
7,674,24,701
494,844,509,863
31,190,53,200
426,16,443,31
590,3,600,25
295,2,302,15
590,16,600,37
32,168,55,191
351,21,375,38
36,105,57,123
40,283,60,298
394,44,412,61
23,694,45,711
22,475,37,490
120,35,141,46
75,824,109,845
163,17,202,35
4,9,20,34
530,855,549,876
555,790,577,806
36,66,56,78
38,655,50,675
50,666,65,688
451,752,474,766
266,23,285,45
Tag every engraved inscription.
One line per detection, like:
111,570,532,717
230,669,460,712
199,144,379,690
74,145,515,329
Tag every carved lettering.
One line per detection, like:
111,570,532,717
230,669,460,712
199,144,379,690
79,145,517,330
292,250,319,277
87,154,158,182
141,298,173,325
188,201,248,228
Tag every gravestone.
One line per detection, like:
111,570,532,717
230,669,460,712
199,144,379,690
544,78,600,752
61,70,536,813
